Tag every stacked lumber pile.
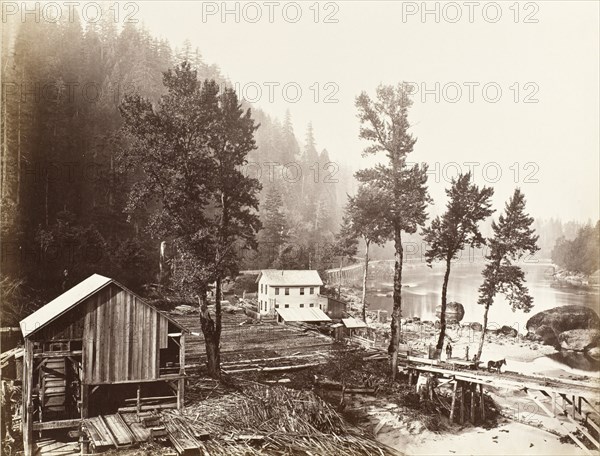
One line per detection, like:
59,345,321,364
161,384,399,455
0,347,23,369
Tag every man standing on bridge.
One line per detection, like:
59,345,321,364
445,342,453,360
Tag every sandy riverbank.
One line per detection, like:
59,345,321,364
332,284,598,455
337,285,599,381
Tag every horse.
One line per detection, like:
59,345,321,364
487,358,506,373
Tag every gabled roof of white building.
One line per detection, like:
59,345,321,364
256,269,323,286
276,307,331,322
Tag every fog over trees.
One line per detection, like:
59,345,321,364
1,17,351,326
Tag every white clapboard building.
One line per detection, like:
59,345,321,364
255,270,327,320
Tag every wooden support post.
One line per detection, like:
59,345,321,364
528,391,593,456
450,381,458,422
460,382,465,425
136,384,141,414
81,384,89,419
470,383,476,424
573,395,577,419
177,333,186,409
578,396,583,417
552,392,556,417
480,384,485,422
583,396,600,418
23,339,34,456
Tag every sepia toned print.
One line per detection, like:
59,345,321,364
1,2,598,455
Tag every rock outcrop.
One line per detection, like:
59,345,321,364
530,325,560,347
435,301,465,323
492,325,518,338
587,347,600,360
558,329,600,351
526,305,600,349
526,305,600,334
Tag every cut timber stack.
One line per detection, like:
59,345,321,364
164,418,203,456
83,413,154,450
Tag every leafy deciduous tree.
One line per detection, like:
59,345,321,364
355,84,431,380
346,184,390,322
119,62,260,377
422,173,494,351
476,189,539,360
331,212,358,298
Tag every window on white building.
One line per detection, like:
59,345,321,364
285,288,289,295
310,287,314,294
300,287,305,295
300,303,304,308
284,304,289,308
275,287,280,295
309,303,314,307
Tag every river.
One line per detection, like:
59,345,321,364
365,261,600,372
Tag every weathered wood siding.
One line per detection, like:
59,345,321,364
82,284,169,384
29,304,86,342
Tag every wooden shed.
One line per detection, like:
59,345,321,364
323,296,347,319
19,274,187,455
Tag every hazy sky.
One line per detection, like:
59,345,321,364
137,1,598,221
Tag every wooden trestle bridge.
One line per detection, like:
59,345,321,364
403,358,600,455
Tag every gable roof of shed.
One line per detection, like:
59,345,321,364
342,317,368,329
20,273,185,337
256,269,323,286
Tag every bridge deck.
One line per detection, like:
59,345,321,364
405,361,600,398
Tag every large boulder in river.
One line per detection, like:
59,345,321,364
492,325,518,338
529,325,560,347
435,302,465,323
558,329,600,351
526,305,600,335
587,347,600,360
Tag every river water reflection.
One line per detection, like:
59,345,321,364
366,262,599,335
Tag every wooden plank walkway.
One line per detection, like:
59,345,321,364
83,412,155,450
34,439,79,456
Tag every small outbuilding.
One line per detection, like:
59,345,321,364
19,274,188,455
341,317,368,337
323,296,347,319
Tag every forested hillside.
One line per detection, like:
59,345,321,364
551,221,600,275
0,14,347,325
